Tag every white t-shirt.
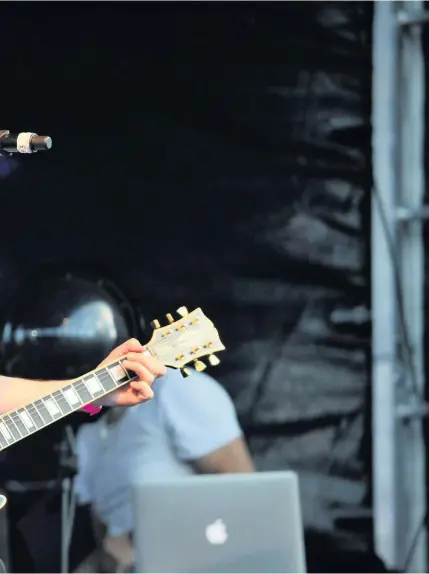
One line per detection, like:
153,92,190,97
74,368,242,536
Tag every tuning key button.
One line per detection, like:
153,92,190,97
181,367,192,377
166,313,174,324
150,319,161,329
177,306,189,317
194,360,206,372
208,354,220,366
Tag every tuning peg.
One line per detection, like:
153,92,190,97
194,360,207,372
177,306,189,317
208,354,220,366
166,313,174,324
181,367,192,377
150,319,161,329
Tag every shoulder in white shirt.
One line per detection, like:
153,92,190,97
74,368,242,536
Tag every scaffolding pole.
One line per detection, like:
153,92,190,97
372,1,427,572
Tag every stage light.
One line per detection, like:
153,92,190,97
0,267,139,382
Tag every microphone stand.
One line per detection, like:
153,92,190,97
4,426,77,573
57,425,78,574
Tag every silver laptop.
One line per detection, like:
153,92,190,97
132,471,307,573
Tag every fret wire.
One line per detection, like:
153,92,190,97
120,359,137,382
1,419,15,444
73,380,95,404
5,413,22,436
83,374,104,397
6,413,22,437
74,379,91,390
95,369,117,393
11,412,29,437
34,399,54,425
6,413,18,436
21,407,37,432
62,385,83,408
54,388,74,413
18,407,37,433
0,420,14,445
80,378,99,399
50,392,66,415
0,428,8,449
27,404,44,429
0,423,8,443
3,415,22,441
42,395,63,419
108,360,133,384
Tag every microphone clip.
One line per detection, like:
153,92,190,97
0,130,52,156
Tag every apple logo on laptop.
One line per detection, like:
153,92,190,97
205,519,228,545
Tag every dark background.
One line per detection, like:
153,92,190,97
0,2,376,571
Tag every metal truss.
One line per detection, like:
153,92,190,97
372,1,428,571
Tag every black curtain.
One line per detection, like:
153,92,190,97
0,2,375,571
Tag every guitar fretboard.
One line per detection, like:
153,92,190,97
0,358,137,451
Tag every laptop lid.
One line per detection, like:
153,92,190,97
133,471,306,573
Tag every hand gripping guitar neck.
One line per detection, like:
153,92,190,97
0,306,225,509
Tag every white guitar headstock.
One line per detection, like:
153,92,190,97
147,307,225,375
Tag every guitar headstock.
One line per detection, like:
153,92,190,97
147,307,225,376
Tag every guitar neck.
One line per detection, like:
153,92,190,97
0,306,226,453
0,350,153,452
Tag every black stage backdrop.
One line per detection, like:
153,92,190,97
0,2,376,572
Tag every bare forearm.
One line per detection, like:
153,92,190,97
0,375,69,414
192,437,255,474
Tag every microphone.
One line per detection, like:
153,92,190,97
0,130,52,156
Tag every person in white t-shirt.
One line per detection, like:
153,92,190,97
74,367,254,572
